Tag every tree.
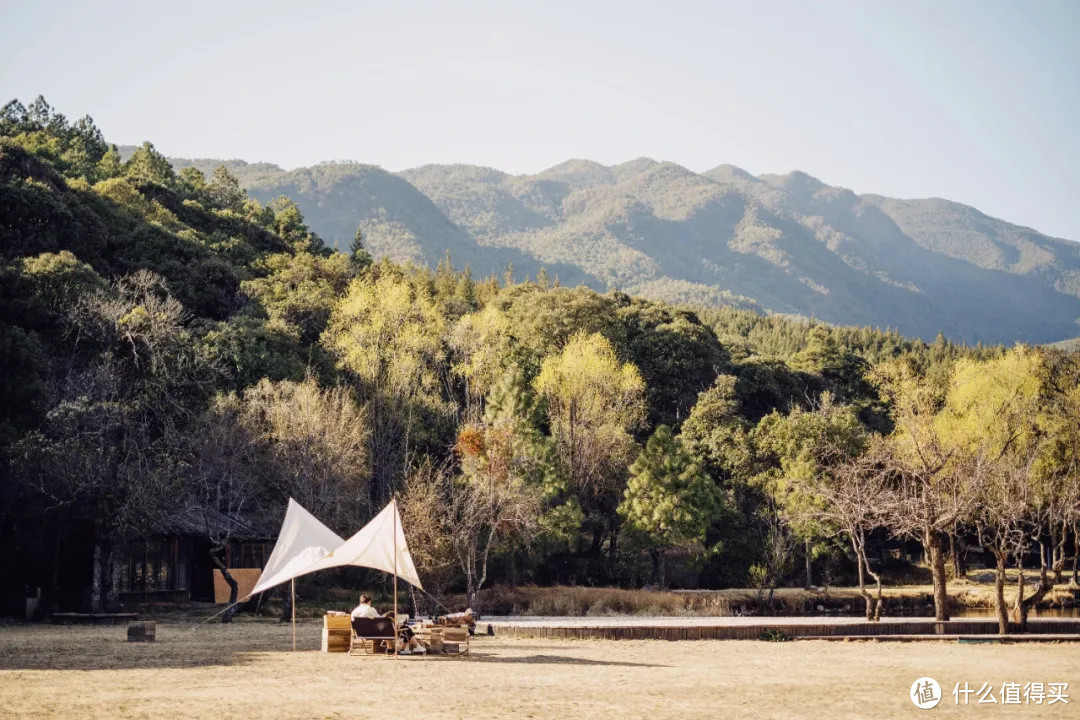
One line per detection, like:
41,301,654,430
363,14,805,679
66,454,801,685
187,394,265,622
123,141,175,186
206,165,246,212
398,459,458,611
450,418,545,611
322,271,448,506
805,439,896,619
618,425,721,586
533,332,645,555
10,270,216,611
97,144,122,179
236,378,370,533
681,374,753,483
753,394,868,591
242,250,354,345
615,298,728,428
349,225,373,270
450,304,514,414
875,359,975,621
941,347,1078,632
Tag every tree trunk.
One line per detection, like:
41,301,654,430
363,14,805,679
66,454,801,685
220,567,240,622
923,528,950,621
948,529,963,580
1011,543,1054,632
852,528,883,621
90,535,104,613
852,535,872,620
280,585,293,622
106,542,121,612
210,545,239,623
1051,522,1067,584
804,538,813,590
1072,522,1079,587
992,550,1010,635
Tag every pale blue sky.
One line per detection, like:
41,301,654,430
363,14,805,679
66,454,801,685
2,0,1078,240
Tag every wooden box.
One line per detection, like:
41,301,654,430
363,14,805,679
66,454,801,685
321,627,351,653
324,613,351,630
127,621,156,642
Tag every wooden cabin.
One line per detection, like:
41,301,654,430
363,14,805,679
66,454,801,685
116,507,270,603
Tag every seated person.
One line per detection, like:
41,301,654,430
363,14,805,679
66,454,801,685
382,610,426,655
350,593,380,620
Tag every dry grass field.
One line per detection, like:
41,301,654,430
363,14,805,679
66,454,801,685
1,619,1079,719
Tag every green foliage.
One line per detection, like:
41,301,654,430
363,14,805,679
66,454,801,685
123,141,176,187
206,165,245,212
242,250,354,344
618,425,721,556
349,225,373,270
752,394,868,541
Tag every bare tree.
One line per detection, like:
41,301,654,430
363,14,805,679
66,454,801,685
750,499,797,613
803,439,897,620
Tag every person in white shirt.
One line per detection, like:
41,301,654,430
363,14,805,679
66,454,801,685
350,594,380,619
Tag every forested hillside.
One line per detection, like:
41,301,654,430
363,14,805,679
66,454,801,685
153,151,1080,345
5,98,1079,632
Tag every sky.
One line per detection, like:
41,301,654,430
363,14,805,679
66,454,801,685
2,0,1078,240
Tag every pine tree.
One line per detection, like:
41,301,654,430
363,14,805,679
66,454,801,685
207,165,246,211
618,425,720,586
349,225,373,270
123,141,176,186
456,265,477,309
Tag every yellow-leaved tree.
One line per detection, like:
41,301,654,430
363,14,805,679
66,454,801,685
322,270,448,507
533,331,645,556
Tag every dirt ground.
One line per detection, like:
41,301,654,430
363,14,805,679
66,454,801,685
1,619,1078,719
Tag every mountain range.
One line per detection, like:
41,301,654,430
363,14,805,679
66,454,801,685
155,151,1080,345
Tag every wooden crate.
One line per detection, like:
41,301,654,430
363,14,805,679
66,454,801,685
324,613,351,630
321,627,351,653
127,621,156,642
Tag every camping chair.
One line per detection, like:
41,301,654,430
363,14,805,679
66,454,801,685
439,625,470,656
349,617,397,655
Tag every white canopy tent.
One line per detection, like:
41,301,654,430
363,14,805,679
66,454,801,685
245,498,344,649
300,499,422,590
249,498,422,651
250,498,345,597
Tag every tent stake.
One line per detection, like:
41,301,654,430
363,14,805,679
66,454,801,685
291,578,296,651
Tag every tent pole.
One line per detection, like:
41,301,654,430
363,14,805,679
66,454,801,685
393,498,399,659
291,578,296,651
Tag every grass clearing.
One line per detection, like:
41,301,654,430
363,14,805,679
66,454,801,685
1,619,1078,719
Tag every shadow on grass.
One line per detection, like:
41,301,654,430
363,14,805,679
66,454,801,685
467,653,668,668
0,623,310,672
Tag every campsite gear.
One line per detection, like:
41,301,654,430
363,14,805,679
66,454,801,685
127,622,155,642
248,498,422,655
440,625,470,656
349,617,397,655
322,613,352,653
